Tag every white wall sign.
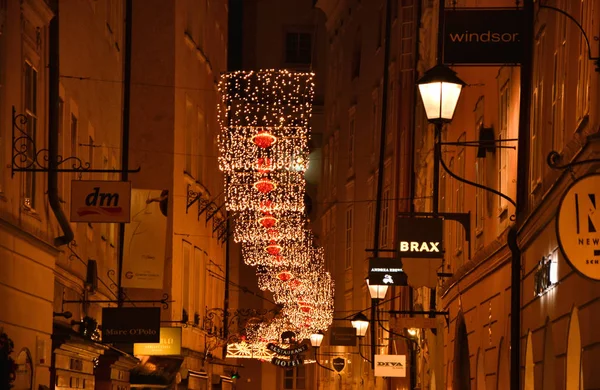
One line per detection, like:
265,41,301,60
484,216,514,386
374,354,406,377
557,173,600,281
70,180,131,223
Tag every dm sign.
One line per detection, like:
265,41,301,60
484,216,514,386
71,180,131,223
443,9,524,65
557,173,600,281
102,307,161,343
397,217,443,258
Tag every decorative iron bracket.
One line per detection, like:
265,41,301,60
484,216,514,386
63,292,173,309
546,150,600,171
186,184,210,213
539,2,600,72
387,309,450,329
11,106,140,176
439,138,517,149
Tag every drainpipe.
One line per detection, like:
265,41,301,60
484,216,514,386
48,0,73,247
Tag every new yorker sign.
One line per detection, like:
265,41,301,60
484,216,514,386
557,174,600,281
443,9,524,65
397,217,443,259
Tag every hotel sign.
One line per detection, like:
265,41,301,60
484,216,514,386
102,307,161,343
71,180,131,223
397,217,443,258
443,9,524,65
557,173,600,281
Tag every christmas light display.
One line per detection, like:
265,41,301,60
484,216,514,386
242,230,316,268
233,210,306,243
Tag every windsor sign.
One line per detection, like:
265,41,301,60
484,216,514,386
443,8,524,65
557,173,600,281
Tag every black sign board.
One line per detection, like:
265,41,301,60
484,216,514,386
368,258,407,285
102,307,161,343
330,327,357,347
333,357,345,372
397,217,443,258
443,9,524,65
266,343,308,356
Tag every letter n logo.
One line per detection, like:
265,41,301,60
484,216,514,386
575,193,599,234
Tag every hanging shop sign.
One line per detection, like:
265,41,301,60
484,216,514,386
266,343,308,356
443,8,524,65
332,357,345,372
396,217,443,258
70,180,131,223
102,307,161,343
368,257,407,285
133,327,182,356
329,327,357,347
557,173,600,281
122,189,168,289
374,354,406,377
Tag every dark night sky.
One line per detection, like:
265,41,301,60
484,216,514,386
228,0,243,71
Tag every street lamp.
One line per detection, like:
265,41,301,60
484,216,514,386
310,331,335,373
351,313,369,338
417,64,465,124
366,279,389,301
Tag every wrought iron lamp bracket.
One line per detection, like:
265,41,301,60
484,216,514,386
313,348,336,372
186,184,208,213
539,2,600,72
546,150,600,171
11,107,140,176
62,291,172,310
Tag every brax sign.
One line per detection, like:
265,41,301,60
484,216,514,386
557,173,600,281
102,307,161,343
71,180,131,223
396,217,443,258
443,9,524,65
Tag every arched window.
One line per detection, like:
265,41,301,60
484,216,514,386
453,311,470,390
525,331,534,390
543,318,556,390
476,348,486,390
566,308,583,390
496,337,509,390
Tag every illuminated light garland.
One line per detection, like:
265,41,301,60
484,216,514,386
245,315,316,344
224,170,305,212
252,130,277,148
280,272,335,331
242,231,316,268
233,209,305,243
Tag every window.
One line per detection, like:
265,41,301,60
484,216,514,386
380,188,390,247
498,81,510,213
285,32,312,65
551,11,566,152
376,8,384,49
345,207,353,269
348,111,355,169
576,0,592,121
23,62,37,209
351,29,362,79
456,135,465,263
366,202,374,247
182,241,191,317
474,100,485,237
70,114,78,185
284,366,305,389
448,158,455,250
531,31,545,192
185,98,194,176
194,247,206,318
372,88,379,155
197,109,206,184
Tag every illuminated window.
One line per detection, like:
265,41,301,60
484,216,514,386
345,207,354,269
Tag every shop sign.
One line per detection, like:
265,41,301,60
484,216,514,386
133,327,182,356
374,354,406,377
443,9,524,65
266,343,308,356
557,173,600,281
397,217,443,258
368,257,407,285
70,180,131,223
329,327,357,347
102,307,161,343
332,357,345,372
392,317,437,329
271,357,303,367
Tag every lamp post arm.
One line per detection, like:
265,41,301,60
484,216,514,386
376,309,418,345
439,150,517,210
357,343,373,364
313,349,336,373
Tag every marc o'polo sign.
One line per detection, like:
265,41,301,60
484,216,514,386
557,173,600,281
71,180,131,223
397,217,443,258
443,9,524,65
102,307,161,343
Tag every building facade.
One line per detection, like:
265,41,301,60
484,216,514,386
412,0,600,389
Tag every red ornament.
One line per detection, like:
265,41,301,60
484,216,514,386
267,228,279,240
266,242,282,255
253,178,276,194
257,157,273,174
289,279,302,289
272,255,284,264
258,214,277,228
252,130,277,148
260,200,274,211
277,271,293,282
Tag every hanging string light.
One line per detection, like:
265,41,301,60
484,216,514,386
233,209,306,243
242,230,316,268
256,247,325,294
